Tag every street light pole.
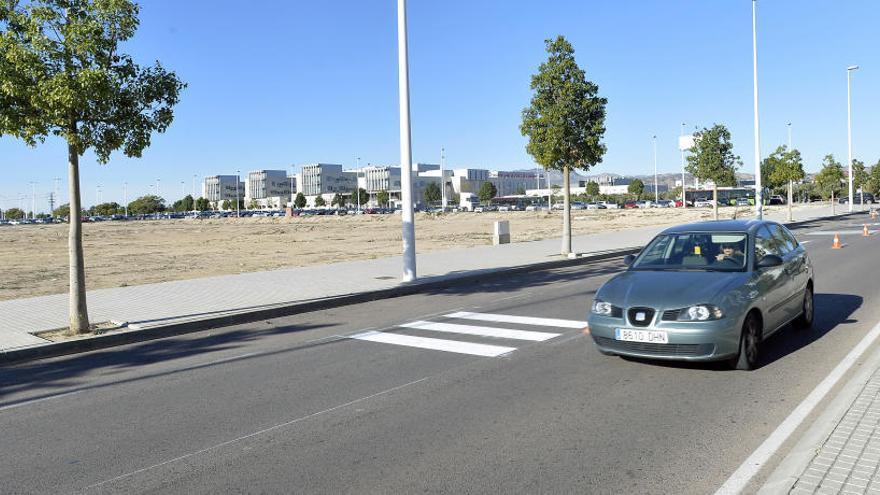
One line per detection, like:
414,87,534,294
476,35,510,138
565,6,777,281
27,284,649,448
397,0,416,282
787,122,793,221
440,147,447,209
356,157,361,212
30,181,36,219
235,170,241,217
752,0,763,220
680,122,686,208
652,135,658,204
847,65,859,213
156,178,160,198
123,182,128,217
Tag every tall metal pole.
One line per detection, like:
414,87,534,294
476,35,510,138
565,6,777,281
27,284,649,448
397,0,416,282
440,147,447,209
787,122,793,220
680,123,686,208
752,0,763,219
123,182,128,217
235,170,241,217
30,182,36,219
156,178,160,198
356,157,361,212
652,135,659,204
847,65,858,212
192,174,197,198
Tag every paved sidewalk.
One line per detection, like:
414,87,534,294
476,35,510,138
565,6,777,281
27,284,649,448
0,204,849,353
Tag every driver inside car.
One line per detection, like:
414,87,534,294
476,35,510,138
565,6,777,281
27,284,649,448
715,242,744,265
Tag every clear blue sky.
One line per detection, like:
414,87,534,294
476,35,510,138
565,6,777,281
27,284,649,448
1,0,878,210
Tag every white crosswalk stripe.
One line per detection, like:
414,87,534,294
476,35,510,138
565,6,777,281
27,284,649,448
443,311,588,329
350,331,516,357
399,320,559,342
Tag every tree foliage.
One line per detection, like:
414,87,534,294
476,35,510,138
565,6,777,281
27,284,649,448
91,202,120,216
763,145,805,188
5,207,25,220
814,155,845,199
194,197,210,211
172,195,194,212
294,192,306,209
376,190,389,207
351,187,368,206
128,195,165,215
686,124,741,187
478,181,497,204
314,195,326,207
866,161,880,195
586,181,600,197
627,179,644,199
331,193,344,207
423,182,441,204
851,159,868,195
53,203,70,218
520,36,607,174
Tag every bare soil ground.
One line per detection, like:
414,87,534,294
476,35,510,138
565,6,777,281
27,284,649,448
0,205,819,301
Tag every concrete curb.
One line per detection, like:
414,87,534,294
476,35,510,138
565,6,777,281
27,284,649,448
0,209,864,366
0,246,641,366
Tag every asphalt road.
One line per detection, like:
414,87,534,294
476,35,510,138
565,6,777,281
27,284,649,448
2,214,880,494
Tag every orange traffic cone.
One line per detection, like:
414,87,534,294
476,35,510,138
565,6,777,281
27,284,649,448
832,233,842,249
865,225,871,237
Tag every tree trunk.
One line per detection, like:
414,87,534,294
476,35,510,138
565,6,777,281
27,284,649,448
831,190,835,215
712,184,719,221
561,165,572,255
68,141,90,334
787,180,793,222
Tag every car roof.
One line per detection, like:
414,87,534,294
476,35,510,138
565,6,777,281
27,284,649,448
660,219,774,234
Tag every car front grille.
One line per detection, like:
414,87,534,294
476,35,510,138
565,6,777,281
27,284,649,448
627,307,656,327
661,309,681,321
593,336,713,357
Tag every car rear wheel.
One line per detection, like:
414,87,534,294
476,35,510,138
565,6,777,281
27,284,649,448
794,285,814,330
732,313,761,371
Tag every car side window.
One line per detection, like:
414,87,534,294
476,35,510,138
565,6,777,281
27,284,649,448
768,225,793,256
777,225,800,251
754,226,783,261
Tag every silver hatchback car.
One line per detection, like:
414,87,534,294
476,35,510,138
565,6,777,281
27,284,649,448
587,220,814,370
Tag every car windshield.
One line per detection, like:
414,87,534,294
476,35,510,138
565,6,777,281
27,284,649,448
631,232,748,271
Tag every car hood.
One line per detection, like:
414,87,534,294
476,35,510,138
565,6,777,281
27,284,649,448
597,270,749,309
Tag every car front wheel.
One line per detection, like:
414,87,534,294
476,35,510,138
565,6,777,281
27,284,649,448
732,313,762,371
794,285,814,330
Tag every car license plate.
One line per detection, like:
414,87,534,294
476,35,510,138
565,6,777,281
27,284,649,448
615,328,668,344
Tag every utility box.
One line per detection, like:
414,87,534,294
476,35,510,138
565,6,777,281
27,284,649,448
494,220,510,245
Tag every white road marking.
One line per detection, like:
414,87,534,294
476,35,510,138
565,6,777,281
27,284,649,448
350,331,516,357
0,390,84,413
83,377,429,491
444,311,588,329
400,321,559,342
714,317,880,495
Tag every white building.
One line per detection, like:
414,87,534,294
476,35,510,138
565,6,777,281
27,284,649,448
490,170,538,196
299,163,357,206
245,170,291,209
203,175,244,209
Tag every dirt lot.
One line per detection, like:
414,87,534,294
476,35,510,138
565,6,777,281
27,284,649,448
0,205,819,301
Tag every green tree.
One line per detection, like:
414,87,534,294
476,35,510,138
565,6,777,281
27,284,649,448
478,181,497,205
351,187,368,207
294,192,307,209
627,179,644,200
194,197,210,212
5,207,25,220
586,181,600,198
764,145,805,221
0,1,185,333
516,186,526,196
314,195,326,207
331,193,344,208
92,202,120,216
221,199,232,211
814,155,845,212
866,160,880,195
521,35,607,255
128,195,165,215
851,159,869,204
376,190,389,207
423,182,442,204
53,203,71,219
172,195,194,212
686,124,741,220
248,199,260,210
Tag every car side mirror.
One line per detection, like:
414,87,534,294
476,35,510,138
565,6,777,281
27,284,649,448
757,254,783,269
623,254,635,266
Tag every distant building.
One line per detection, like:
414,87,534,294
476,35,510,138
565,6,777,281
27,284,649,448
299,163,357,206
203,175,244,209
245,170,291,209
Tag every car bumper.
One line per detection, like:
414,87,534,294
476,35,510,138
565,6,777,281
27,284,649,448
587,314,742,362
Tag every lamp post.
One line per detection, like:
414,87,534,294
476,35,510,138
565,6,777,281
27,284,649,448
787,122,793,220
235,169,241,217
123,182,128,217
30,181,37,219
156,178,160,198
680,122,686,208
397,0,416,282
652,135,658,204
752,0,763,219
847,65,859,212
356,157,361,212
440,147,447,209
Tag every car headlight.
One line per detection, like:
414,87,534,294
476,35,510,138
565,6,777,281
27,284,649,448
591,300,616,316
677,304,724,321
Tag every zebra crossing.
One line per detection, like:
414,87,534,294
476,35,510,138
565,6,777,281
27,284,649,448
349,311,587,357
